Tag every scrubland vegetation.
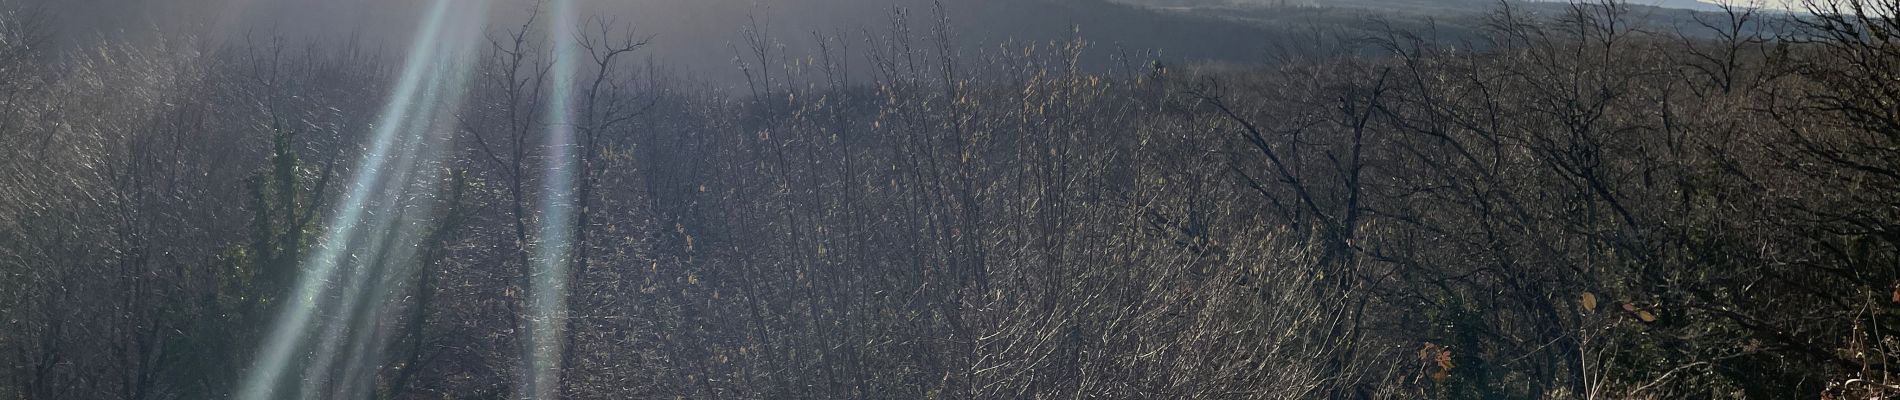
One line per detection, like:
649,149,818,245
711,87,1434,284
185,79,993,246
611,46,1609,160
2,0,1899,398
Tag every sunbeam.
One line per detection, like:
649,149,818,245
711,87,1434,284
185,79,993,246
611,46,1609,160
522,0,580,398
235,1,490,399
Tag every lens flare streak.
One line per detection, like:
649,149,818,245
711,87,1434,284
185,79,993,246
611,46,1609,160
523,0,580,398
237,1,490,399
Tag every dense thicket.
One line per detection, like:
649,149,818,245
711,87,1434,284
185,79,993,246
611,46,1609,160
2,0,1898,399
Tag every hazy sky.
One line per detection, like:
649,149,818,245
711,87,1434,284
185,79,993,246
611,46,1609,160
36,0,1817,84
43,0,894,83
39,0,1270,84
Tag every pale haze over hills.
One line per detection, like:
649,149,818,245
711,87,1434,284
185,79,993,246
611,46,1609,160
41,0,1277,83
40,0,1798,74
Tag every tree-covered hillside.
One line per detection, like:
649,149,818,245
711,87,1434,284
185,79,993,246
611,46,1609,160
1,0,1893,399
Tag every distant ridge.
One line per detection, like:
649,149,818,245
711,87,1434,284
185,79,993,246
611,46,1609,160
1123,0,1783,14
1561,0,1728,11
